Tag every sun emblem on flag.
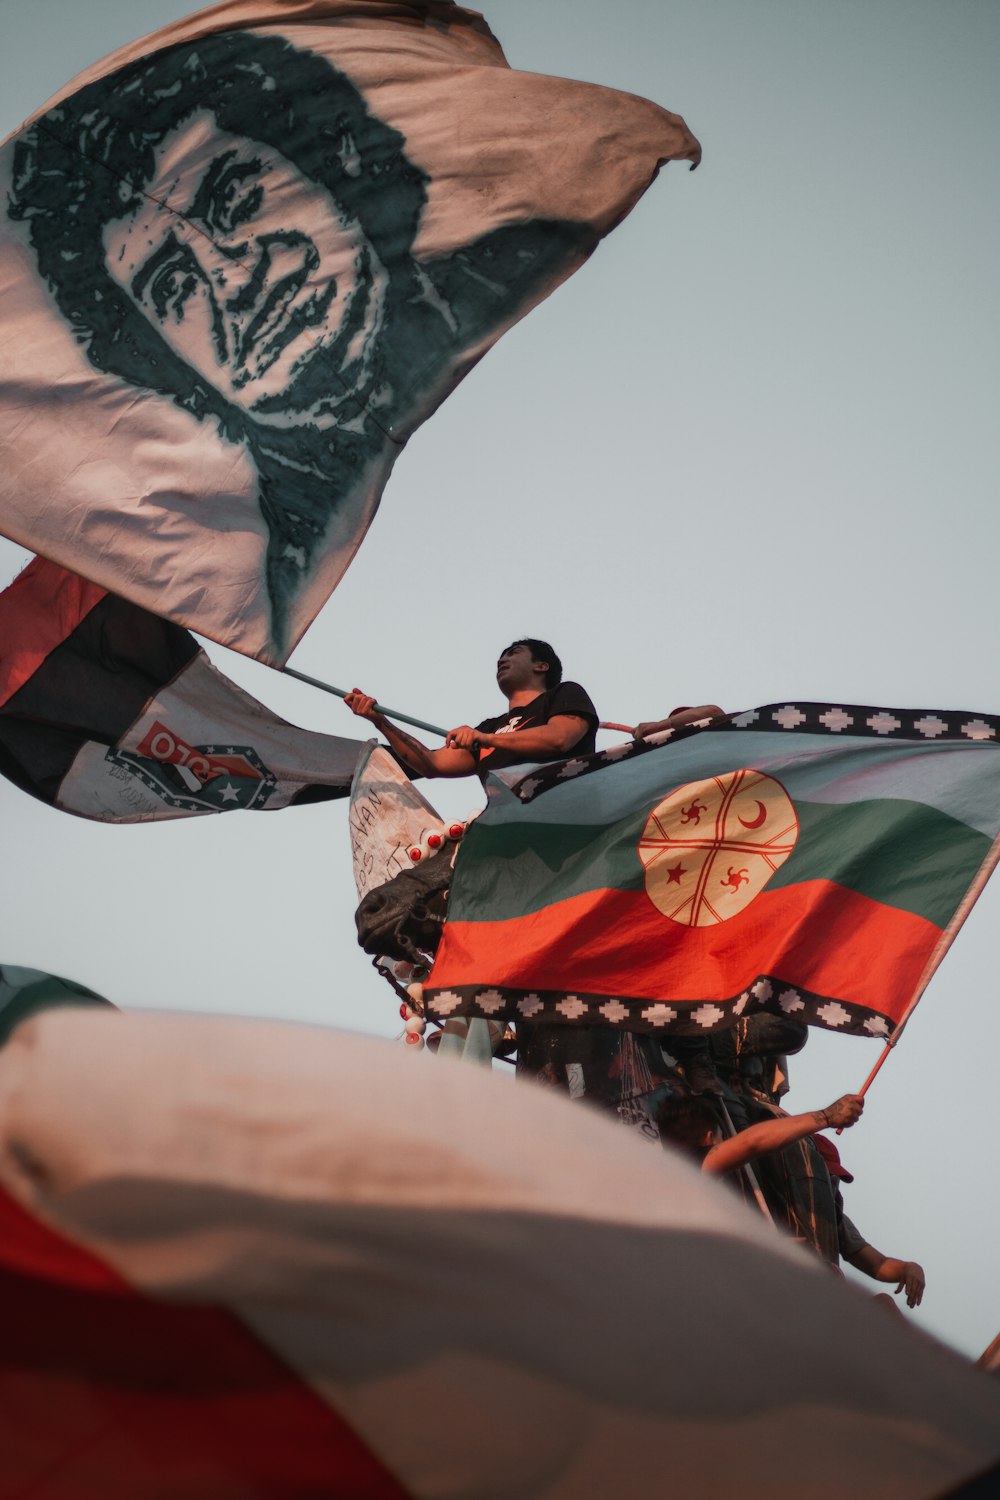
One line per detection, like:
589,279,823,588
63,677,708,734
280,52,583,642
638,769,798,926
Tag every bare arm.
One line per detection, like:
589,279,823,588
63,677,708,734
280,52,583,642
445,714,591,758
845,1244,925,1307
634,705,725,741
702,1094,864,1177
344,691,476,779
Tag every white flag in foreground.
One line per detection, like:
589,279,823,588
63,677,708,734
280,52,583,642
0,1008,997,1498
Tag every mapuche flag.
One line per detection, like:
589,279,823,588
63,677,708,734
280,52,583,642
0,0,699,663
1,1006,998,1499
425,702,1000,1040
0,557,362,822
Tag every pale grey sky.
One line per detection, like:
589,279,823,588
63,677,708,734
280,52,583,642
1,0,998,1360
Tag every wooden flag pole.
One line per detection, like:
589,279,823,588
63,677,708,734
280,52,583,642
838,832,1000,1130
280,666,447,737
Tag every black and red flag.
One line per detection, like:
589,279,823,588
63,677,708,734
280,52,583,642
0,557,362,822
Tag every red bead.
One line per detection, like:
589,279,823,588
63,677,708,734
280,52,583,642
408,846,422,862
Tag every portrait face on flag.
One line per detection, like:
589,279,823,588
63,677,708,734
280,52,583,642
100,112,392,427
6,28,592,657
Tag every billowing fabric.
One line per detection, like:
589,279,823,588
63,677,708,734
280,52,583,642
426,700,1000,1037
0,964,113,1048
0,556,363,821
0,0,700,663
349,742,446,903
349,740,456,972
1,1007,999,1499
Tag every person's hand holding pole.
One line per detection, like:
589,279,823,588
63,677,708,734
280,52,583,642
816,1094,864,1131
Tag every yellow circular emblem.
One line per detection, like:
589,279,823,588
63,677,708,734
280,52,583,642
639,769,798,926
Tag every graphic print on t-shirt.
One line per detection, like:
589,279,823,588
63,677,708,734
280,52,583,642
474,683,598,771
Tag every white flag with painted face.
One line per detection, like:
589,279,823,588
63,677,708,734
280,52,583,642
0,0,700,663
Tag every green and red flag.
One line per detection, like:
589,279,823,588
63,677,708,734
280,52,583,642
426,703,1000,1039
0,556,363,821
0,0,699,663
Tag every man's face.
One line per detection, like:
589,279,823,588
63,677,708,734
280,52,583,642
103,113,388,425
496,643,546,695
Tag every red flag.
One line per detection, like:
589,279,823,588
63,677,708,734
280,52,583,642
0,557,363,821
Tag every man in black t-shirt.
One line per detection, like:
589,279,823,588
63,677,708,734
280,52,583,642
345,639,596,966
458,640,597,772
350,640,631,1096
344,638,597,778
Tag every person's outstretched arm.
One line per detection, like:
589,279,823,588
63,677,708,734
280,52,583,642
445,715,590,758
634,705,724,740
703,1094,864,1176
845,1241,925,1307
344,690,476,778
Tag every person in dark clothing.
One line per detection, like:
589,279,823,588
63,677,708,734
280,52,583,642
708,1015,842,1260
346,639,597,968
344,639,597,778
814,1135,926,1307
349,642,668,1127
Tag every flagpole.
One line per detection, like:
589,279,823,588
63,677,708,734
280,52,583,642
718,1098,774,1225
839,832,1000,1127
280,667,447,737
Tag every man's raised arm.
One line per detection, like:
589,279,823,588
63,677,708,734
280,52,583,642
703,1094,864,1176
445,715,590,758
344,690,476,778
634,705,725,741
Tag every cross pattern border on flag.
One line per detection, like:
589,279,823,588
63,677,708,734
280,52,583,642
506,701,1000,806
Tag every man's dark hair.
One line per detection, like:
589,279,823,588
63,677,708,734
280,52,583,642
504,638,563,689
656,1094,719,1154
